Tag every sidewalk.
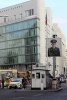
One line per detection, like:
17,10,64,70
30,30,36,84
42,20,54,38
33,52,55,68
14,86,62,92
45,88,62,92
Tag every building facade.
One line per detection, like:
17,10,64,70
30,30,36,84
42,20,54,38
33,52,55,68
66,49,67,74
0,0,66,76
0,0,46,72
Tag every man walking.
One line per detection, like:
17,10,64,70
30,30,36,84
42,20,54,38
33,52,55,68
22,77,27,89
2,78,4,89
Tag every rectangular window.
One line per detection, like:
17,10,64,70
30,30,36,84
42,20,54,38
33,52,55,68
25,9,34,17
42,74,45,78
32,9,34,15
36,73,40,79
32,74,35,78
29,9,31,16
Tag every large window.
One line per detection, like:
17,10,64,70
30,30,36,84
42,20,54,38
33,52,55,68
0,18,40,65
0,18,39,34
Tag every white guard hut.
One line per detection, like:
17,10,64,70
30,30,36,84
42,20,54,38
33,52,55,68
31,65,49,90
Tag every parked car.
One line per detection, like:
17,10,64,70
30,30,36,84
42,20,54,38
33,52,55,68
8,78,22,89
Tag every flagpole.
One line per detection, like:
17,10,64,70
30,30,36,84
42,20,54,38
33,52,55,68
45,11,48,69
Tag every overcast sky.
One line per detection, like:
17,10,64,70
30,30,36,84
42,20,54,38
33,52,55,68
0,0,67,41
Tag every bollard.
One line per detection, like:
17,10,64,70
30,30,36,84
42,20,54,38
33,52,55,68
41,83,43,90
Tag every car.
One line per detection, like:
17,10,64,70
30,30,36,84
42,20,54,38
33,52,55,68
8,78,22,89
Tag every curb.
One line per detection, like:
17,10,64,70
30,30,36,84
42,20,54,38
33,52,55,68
13,88,62,92
45,88,62,92
54,88,62,92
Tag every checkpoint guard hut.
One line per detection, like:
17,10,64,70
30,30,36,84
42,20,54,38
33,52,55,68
31,65,50,90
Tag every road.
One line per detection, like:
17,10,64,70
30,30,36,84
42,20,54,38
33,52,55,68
0,83,67,100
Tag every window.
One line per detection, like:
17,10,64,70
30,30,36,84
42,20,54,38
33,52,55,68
53,35,57,38
20,13,22,18
36,73,40,79
42,74,45,78
32,74,35,78
29,9,31,16
32,9,34,15
25,9,34,17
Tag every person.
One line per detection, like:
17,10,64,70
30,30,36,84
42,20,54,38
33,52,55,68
2,78,4,89
22,77,27,89
57,77,61,88
48,39,60,57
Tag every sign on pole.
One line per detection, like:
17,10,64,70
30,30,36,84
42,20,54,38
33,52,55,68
46,38,62,57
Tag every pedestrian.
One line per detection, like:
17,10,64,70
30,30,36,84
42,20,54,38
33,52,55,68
2,78,4,89
22,77,27,89
57,77,61,88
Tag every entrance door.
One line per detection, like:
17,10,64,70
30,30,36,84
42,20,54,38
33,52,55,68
32,72,36,88
35,72,41,88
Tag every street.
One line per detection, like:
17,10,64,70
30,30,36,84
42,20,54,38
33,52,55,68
0,83,67,100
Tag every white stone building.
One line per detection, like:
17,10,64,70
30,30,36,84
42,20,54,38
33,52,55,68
0,0,66,77
0,0,47,72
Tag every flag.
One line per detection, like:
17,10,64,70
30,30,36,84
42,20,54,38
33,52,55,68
45,13,47,25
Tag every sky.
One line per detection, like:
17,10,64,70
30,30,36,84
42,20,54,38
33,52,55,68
45,0,67,40
0,0,67,41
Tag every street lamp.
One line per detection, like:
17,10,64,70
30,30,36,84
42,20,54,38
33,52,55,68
0,15,9,22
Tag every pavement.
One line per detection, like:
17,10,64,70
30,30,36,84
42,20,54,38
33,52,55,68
13,84,62,92
0,84,62,92
46,87,62,92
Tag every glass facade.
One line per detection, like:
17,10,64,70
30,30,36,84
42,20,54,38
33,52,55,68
0,18,40,67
